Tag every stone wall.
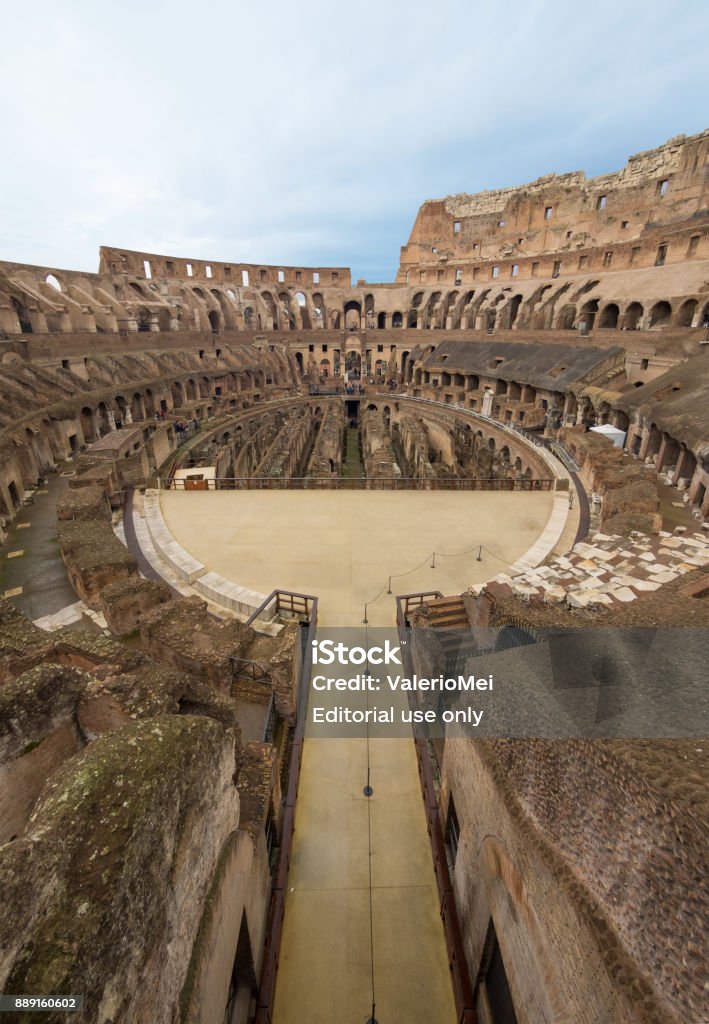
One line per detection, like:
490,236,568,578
361,408,402,480
100,577,173,636
307,402,345,476
57,520,139,609
56,485,111,522
0,594,286,1024
254,406,313,479
437,737,707,1024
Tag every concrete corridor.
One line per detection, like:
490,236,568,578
271,617,457,1024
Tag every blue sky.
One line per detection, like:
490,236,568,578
1,0,707,282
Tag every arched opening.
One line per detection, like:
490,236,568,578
137,307,151,332
131,393,145,421
622,302,644,330
80,407,96,442
115,395,128,427
211,289,237,329
676,299,697,327
365,294,376,329
377,312,387,329
208,310,220,333
556,304,576,330
261,291,278,329
45,274,62,292
579,299,599,330
345,351,362,379
11,298,32,333
649,301,672,328
319,359,331,377
96,402,110,435
407,311,418,328
392,311,403,328
344,300,361,331
171,381,185,408
599,303,619,329
312,293,325,325
294,352,304,375
507,294,523,328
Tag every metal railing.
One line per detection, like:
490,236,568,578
253,591,319,1024
397,590,444,621
394,593,477,1022
163,475,555,492
246,589,316,624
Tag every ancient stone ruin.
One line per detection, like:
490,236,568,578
0,130,707,1024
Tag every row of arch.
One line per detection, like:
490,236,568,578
3,268,707,337
554,297,707,331
0,368,293,518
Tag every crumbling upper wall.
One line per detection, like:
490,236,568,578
98,246,352,289
399,130,709,281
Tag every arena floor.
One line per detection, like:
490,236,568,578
160,489,555,627
160,487,556,1022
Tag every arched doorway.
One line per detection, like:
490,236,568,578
622,302,644,330
344,300,361,332
345,351,362,379
649,301,672,328
599,303,619,329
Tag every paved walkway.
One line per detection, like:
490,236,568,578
0,468,100,631
160,489,559,1022
272,617,457,1024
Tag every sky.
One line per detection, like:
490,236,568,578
1,0,707,283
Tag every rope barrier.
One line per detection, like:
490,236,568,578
362,542,510,622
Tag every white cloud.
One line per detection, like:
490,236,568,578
0,0,707,279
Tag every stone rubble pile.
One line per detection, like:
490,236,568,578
475,530,709,610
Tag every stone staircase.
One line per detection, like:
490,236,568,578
425,595,469,627
423,596,477,674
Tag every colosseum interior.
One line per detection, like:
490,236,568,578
0,130,708,1024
